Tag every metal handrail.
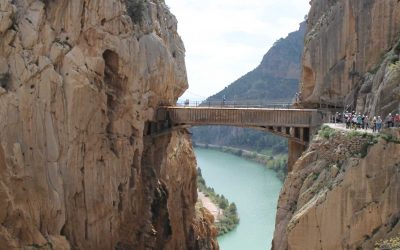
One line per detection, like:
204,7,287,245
167,100,296,109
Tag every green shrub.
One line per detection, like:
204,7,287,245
228,203,237,213
380,133,400,144
311,172,319,180
318,125,336,139
126,0,146,23
375,235,400,249
346,130,366,139
218,195,229,209
389,60,400,71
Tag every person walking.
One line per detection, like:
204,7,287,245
371,116,377,132
386,113,394,128
377,116,383,132
395,113,400,127
352,115,358,130
363,115,368,130
295,92,299,103
357,113,362,129
346,113,351,129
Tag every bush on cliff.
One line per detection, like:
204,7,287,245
318,125,336,139
126,0,146,23
375,235,400,249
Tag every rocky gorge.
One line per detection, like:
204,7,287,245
1,0,400,249
273,0,400,249
0,0,217,249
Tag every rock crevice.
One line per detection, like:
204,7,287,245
273,129,400,250
0,0,216,249
300,0,400,114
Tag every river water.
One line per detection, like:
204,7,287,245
195,148,283,250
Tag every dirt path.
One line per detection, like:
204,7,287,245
327,123,376,134
198,191,222,222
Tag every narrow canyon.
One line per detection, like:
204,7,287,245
0,0,399,250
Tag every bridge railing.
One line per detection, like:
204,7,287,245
170,100,296,109
165,107,324,128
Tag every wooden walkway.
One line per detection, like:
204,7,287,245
156,107,328,145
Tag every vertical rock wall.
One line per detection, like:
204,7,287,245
300,0,400,115
0,0,216,249
274,1,400,248
273,129,400,249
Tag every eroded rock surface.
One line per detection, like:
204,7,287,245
300,0,400,115
273,129,400,249
274,1,400,249
0,0,216,249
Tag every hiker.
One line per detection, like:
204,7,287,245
395,114,400,127
357,113,363,129
372,116,377,132
345,113,351,129
363,115,368,130
386,113,394,128
333,112,338,123
352,115,358,130
377,116,383,132
222,95,226,106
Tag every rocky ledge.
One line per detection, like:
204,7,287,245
273,127,400,249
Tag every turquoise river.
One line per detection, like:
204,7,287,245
195,148,283,250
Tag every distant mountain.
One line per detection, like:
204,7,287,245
206,22,306,104
192,22,307,154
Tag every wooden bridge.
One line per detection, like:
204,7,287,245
154,106,330,171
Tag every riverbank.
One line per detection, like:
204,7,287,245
197,168,240,235
195,148,282,249
194,143,287,181
198,191,222,222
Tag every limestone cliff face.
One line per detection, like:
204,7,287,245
273,1,400,249
273,129,400,249
300,0,400,115
0,0,216,249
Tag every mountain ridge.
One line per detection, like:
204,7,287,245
205,21,306,104
192,22,307,157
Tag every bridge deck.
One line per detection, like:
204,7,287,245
155,106,330,172
164,107,322,128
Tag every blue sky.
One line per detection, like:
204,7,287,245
166,0,310,101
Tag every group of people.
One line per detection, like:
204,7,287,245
334,111,400,132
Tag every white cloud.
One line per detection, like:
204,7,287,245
166,0,310,101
